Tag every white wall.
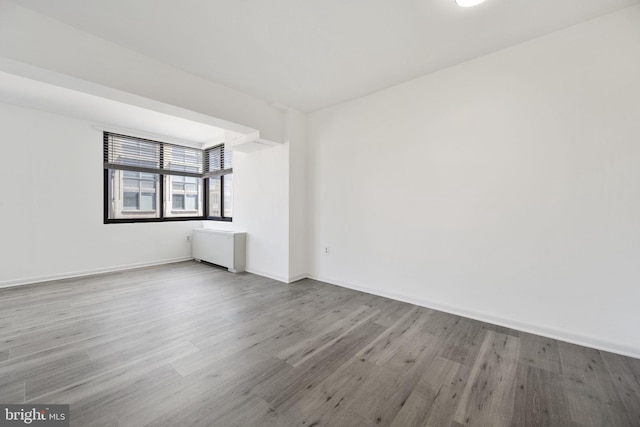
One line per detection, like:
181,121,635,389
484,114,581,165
0,99,295,286
308,6,640,357
0,103,198,287
201,110,307,283
0,0,283,143
0,0,300,284
287,109,309,281
202,142,291,282
2,0,638,358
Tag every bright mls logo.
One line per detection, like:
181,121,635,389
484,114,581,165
0,405,69,427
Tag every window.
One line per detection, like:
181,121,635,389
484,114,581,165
122,171,158,212
164,144,203,217
167,175,201,216
205,145,233,220
103,132,232,223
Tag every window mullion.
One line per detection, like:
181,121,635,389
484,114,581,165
220,175,225,219
159,143,165,218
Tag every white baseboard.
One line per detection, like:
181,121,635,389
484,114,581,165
5,261,637,359
244,268,289,284
307,274,640,360
0,257,193,289
244,271,307,284
287,273,308,284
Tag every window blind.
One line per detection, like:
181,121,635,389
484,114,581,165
204,144,233,178
163,144,203,175
103,132,203,178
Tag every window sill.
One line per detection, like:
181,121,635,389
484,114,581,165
206,217,233,222
105,216,205,224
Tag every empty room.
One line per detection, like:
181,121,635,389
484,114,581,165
1,0,639,426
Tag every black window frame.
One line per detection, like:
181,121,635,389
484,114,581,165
103,132,233,224
204,144,233,222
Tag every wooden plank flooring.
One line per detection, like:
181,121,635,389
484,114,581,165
0,261,639,426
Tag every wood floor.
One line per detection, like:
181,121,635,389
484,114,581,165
0,261,638,426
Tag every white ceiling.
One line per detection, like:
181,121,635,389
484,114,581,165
10,0,640,112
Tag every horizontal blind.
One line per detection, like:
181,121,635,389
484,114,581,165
204,144,233,178
104,132,204,178
104,132,160,170
163,143,203,175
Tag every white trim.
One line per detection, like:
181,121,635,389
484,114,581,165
8,260,634,358
244,268,289,284
0,257,193,289
307,274,640,360
287,273,308,284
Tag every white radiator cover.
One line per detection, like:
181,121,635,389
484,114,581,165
191,229,246,273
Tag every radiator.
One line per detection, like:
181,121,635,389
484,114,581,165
191,229,246,273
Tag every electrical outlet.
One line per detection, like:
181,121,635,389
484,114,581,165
323,246,330,255
186,235,191,242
